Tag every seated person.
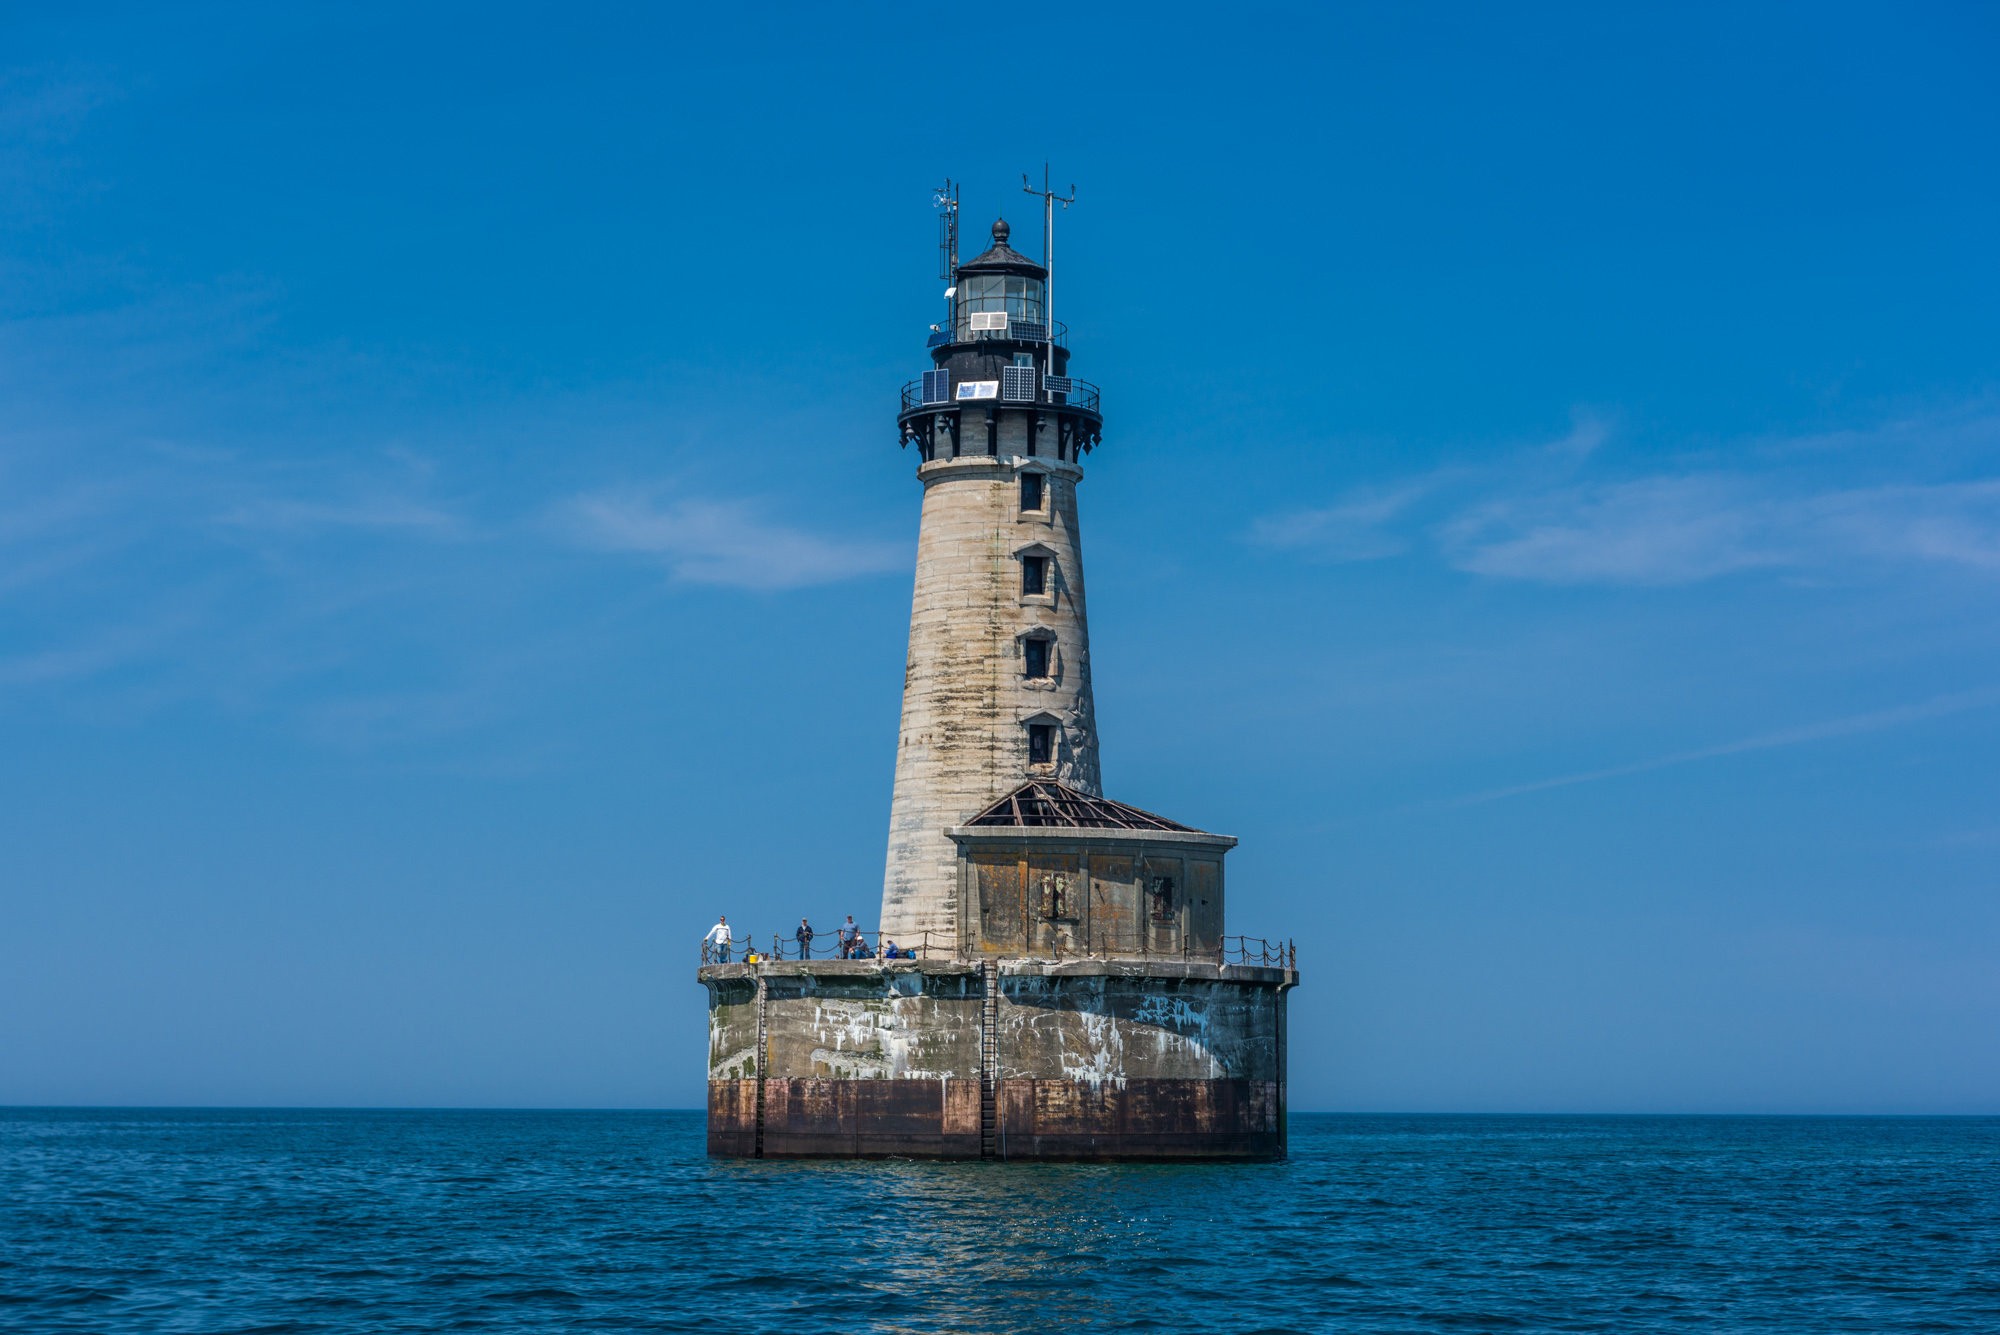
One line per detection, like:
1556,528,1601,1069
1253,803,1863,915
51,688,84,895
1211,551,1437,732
850,938,875,959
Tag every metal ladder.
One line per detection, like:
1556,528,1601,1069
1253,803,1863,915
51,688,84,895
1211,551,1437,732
752,974,768,1159
980,960,999,1160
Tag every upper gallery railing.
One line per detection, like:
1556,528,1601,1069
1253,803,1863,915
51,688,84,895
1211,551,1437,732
900,373,1101,415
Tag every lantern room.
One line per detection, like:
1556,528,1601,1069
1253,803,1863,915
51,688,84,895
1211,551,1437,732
953,219,1049,343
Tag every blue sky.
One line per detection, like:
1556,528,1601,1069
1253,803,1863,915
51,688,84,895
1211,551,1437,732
3,2,1996,1112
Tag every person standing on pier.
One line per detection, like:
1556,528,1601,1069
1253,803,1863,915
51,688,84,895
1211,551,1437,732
704,915,732,964
796,918,815,959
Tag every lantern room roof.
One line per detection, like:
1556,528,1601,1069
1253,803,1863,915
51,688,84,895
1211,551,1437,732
964,781,1198,832
959,218,1046,277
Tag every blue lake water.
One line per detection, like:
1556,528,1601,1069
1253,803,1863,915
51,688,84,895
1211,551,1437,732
2,1109,1996,1333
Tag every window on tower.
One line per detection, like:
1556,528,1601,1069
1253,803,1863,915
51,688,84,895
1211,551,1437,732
1021,554,1048,597
1023,637,1051,679
1020,472,1045,513
1027,723,1054,767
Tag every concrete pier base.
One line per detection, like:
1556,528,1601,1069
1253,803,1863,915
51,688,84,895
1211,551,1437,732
699,959,1295,1161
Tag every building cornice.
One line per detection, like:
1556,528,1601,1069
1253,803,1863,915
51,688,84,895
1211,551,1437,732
944,825,1239,851
917,454,1084,485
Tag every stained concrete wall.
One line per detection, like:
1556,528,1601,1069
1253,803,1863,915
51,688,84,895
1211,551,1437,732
764,963,982,1081
881,454,1100,945
701,959,1293,1159
997,963,1283,1084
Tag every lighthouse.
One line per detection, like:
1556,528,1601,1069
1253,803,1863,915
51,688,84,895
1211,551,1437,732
698,184,1297,1160
881,212,1104,949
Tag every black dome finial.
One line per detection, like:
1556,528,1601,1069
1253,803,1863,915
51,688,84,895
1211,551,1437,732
993,218,1010,244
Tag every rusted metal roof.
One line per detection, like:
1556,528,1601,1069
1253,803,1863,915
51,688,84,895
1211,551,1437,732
964,781,1198,832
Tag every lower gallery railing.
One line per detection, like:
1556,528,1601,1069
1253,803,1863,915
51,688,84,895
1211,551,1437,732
700,928,1296,969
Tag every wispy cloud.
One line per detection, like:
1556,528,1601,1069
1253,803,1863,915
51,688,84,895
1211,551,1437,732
211,495,464,536
0,68,116,142
0,68,123,232
1446,686,2000,808
557,488,904,590
0,284,905,753
0,595,211,689
0,635,151,689
1246,482,1432,561
1252,406,2000,586
0,426,479,718
1442,474,1784,584
1444,476,2000,585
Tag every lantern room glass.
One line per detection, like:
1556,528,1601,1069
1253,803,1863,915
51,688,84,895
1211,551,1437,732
955,273,1045,339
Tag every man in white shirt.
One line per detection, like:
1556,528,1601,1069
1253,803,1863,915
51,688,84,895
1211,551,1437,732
704,915,732,963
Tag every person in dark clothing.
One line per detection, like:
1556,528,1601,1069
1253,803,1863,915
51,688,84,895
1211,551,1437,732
795,918,815,958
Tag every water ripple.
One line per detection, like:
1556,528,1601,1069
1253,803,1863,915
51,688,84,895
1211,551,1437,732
1,1111,1996,1334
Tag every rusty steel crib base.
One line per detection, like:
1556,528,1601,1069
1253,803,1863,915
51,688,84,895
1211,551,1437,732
708,1075,1285,1161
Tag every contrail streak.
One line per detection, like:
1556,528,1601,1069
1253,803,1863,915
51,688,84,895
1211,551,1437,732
1447,685,2000,808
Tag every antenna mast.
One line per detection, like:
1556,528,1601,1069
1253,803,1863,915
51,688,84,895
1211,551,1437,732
934,178,960,332
1023,164,1075,384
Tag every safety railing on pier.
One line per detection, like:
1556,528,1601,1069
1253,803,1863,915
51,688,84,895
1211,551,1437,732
700,930,1296,971
700,929,946,966
1219,935,1297,969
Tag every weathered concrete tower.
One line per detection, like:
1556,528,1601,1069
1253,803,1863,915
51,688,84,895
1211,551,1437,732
881,217,1105,948
698,188,1297,1160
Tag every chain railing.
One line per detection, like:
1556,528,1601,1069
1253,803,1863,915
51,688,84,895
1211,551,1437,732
1219,935,1296,969
1040,932,1296,969
700,929,1296,971
700,929,945,966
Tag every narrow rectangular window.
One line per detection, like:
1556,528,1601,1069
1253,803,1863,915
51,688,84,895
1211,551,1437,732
1022,555,1047,596
1020,473,1045,513
1023,638,1050,679
1027,723,1053,766
1040,871,1072,920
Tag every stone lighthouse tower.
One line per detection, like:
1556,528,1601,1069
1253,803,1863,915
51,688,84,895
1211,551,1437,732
697,186,1297,1161
881,216,1106,948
